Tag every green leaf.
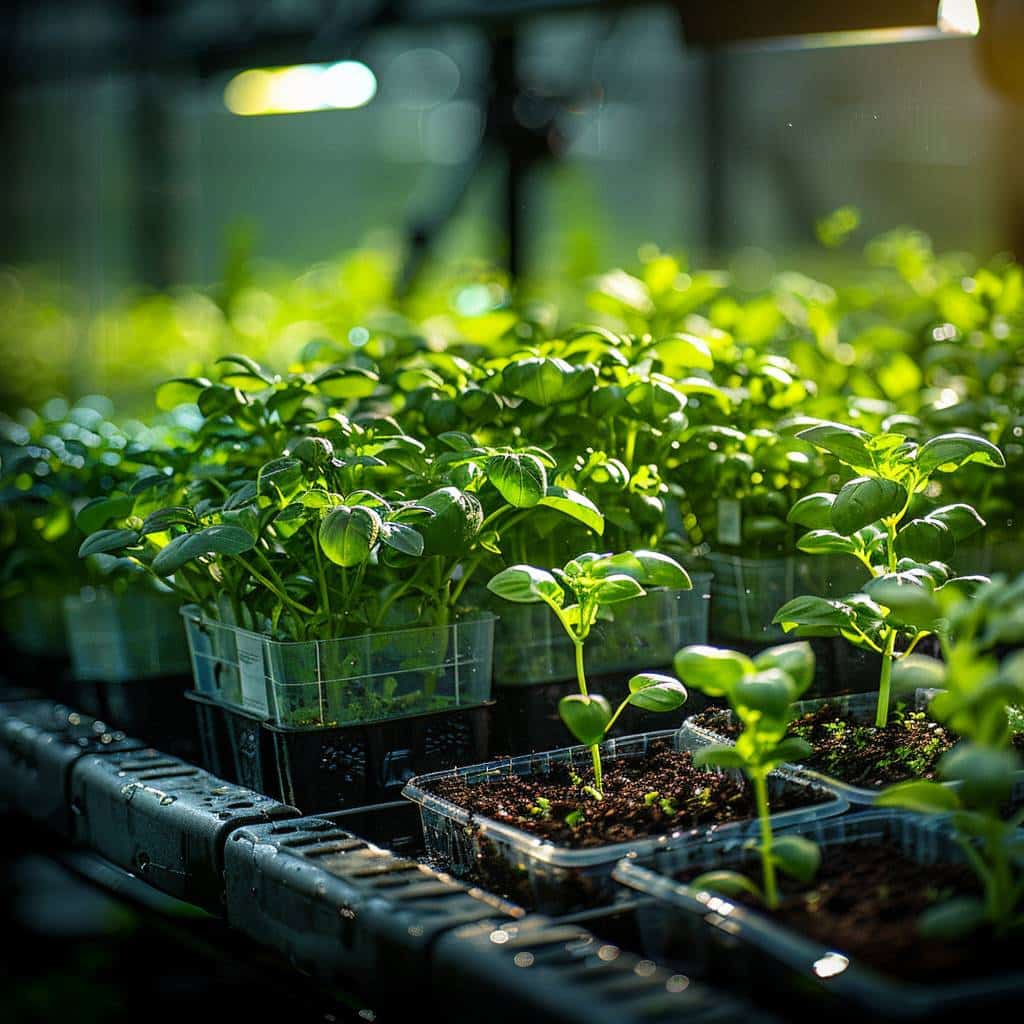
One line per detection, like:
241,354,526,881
875,779,962,813
558,694,612,746
626,673,688,712
733,669,797,719
318,506,381,567
154,376,211,411
689,871,763,900
313,367,379,399
939,745,1019,806
674,646,754,698
216,354,272,390
692,744,747,770
76,494,134,534
290,436,334,467
796,530,860,556
917,898,989,941
378,521,424,557
891,654,947,694
487,565,565,606
415,487,483,557
650,333,714,371
538,486,604,535
79,528,141,558
140,506,197,535
257,458,304,507
151,524,255,575
592,573,647,606
770,836,820,884
916,433,1005,477
765,737,813,765
753,642,815,693
924,504,986,542
895,517,954,563
631,549,692,590
797,421,873,469
502,357,596,407
831,476,907,535
863,574,939,627
485,452,547,508
787,492,837,530
772,595,853,631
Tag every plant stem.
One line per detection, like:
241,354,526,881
753,770,778,910
573,638,588,697
589,744,603,798
876,627,897,728
235,555,312,618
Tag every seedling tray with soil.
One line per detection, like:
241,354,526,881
613,809,1024,1019
402,729,846,913
688,692,1024,805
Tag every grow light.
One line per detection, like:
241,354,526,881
224,61,377,117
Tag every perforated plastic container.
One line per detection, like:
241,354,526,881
64,587,190,683
613,809,1024,1019
493,576,713,687
684,692,957,806
707,553,813,642
182,606,496,728
402,728,847,913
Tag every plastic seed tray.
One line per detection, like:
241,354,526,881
0,699,143,838
225,814,521,1004
403,729,847,913
432,914,774,1024
612,809,1024,1019
69,747,299,912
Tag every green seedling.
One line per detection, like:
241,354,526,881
775,421,1004,726
876,576,1024,939
673,641,820,909
487,550,691,797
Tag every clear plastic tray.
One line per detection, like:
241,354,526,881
181,607,495,730
493,576,713,687
613,809,1024,1018
64,587,191,683
402,728,847,913
683,692,952,806
3,592,69,658
706,554,813,643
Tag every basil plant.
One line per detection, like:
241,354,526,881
487,551,690,797
774,421,1005,727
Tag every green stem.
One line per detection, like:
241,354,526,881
754,770,779,910
589,744,603,798
235,555,312,618
876,627,897,728
573,638,588,697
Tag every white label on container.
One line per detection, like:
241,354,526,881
237,633,269,717
717,498,742,547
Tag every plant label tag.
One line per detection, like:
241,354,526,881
236,633,270,717
717,498,742,546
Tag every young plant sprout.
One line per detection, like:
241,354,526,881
673,641,820,909
774,422,1004,727
487,550,691,797
876,576,1024,939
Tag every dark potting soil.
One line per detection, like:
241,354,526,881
423,744,828,849
692,703,963,788
682,840,1017,984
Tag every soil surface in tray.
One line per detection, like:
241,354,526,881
683,840,1016,983
423,744,827,849
692,703,961,788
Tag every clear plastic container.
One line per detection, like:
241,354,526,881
64,587,190,683
683,692,958,806
613,809,1024,1018
181,607,496,729
706,554,813,643
492,576,713,686
402,728,847,913
3,592,69,658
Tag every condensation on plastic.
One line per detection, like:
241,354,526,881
64,588,190,683
402,728,847,913
706,554,813,643
181,606,495,730
613,809,1024,1018
493,576,713,687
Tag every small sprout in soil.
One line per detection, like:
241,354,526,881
488,550,690,797
529,797,552,819
674,640,821,909
775,422,1003,728
564,809,584,828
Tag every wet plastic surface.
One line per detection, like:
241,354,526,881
70,747,299,911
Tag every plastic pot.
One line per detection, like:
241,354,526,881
402,728,847,913
706,554,812,643
613,809,1024,1019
